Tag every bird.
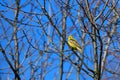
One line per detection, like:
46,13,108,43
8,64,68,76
68,35,81,53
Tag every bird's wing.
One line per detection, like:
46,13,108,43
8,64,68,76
70,38,81,49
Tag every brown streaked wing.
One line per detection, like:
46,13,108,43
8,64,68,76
69,38,81,48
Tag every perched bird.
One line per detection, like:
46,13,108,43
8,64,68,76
68,35,81,52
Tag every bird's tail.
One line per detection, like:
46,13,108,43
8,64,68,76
77,47,82,54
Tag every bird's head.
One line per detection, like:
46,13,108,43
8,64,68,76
68,35,73,40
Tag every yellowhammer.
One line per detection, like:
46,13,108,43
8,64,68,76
68,35,81,52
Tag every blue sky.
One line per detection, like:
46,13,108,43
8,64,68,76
0,0,120,80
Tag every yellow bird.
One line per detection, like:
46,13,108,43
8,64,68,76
68,35,81,52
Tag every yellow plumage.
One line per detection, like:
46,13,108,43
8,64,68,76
68,35,81,52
